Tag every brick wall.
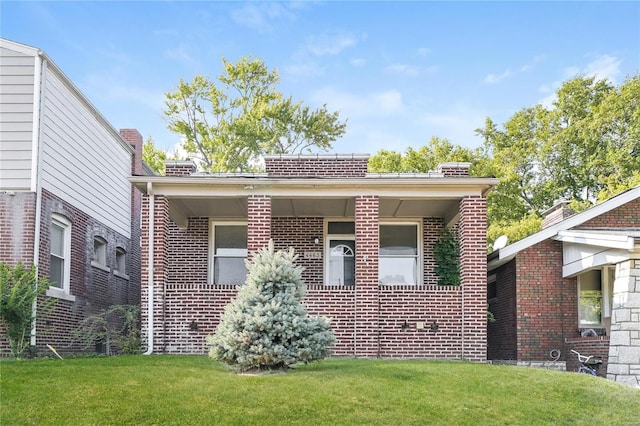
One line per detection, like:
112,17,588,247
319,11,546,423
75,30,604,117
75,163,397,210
436,163,471,177
487,259,517,360
458,195,488,361
247,195,271,255
0,192,36,265
264,154,369,177
515,240,579,361
165,161,197,177
580,198,640,228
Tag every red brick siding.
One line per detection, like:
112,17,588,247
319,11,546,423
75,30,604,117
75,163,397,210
487,259,517,360
247,195,271,256
0,192,36,265
515,240,579,361
423,218,442,285
265,157,368,177
458,195,488,361
580,198,640,228
272,217,324,286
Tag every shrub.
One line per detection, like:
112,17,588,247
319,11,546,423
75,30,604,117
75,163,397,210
0,263,54,358
74,305,141,355
207,241,335,372
434,228,460,286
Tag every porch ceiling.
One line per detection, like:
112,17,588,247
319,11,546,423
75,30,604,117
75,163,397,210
167,196,461,228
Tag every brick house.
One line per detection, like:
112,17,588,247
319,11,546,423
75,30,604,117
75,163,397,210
129,155,498,360
487,186,640,386
0,38,149,355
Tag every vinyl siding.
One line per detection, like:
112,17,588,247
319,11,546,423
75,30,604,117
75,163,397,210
39,65,131,238
0,46,35,190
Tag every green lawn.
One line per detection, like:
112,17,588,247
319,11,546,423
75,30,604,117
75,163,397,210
1,356,638,425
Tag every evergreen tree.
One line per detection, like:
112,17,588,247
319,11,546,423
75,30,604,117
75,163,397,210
207,241,335,371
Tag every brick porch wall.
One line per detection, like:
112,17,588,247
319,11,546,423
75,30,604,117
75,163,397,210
515,240,579,361
565,336,609,377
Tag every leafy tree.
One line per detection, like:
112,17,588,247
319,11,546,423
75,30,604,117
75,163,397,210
368,137,486,174
207,241,335,372
0,263,54,358
164,57,347,172
479,75,640,246
142,137,168,175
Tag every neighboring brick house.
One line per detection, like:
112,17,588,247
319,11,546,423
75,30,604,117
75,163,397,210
487,186,640,386
0,38,149,355
129,155,498,360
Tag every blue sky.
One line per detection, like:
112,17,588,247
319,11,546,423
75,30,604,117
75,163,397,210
2,1,639,154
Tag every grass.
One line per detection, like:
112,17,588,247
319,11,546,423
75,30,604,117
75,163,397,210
1,356,639,425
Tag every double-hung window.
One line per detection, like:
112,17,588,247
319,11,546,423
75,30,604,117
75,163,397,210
93,237,107,268
578,268,614,328
115,247,127,277
210,222,248,285
379,223,420,285
49,214,72,297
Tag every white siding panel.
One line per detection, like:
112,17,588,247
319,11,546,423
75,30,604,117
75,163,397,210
0,46,35,190
39,68,131,237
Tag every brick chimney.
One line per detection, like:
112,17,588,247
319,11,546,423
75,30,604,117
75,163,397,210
436,162,471,177
541,200,576,229
119,129,143,175
165,160,197,177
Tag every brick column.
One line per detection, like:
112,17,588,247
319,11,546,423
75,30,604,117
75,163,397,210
141,194,169,353
355,195,379,357
247,195,271,257
459,195,488,362
607,260,640,387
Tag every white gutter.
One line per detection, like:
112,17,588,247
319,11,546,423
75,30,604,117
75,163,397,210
30,55,46,346
143,182,154,355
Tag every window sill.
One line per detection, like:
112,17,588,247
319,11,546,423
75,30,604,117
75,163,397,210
46,287,76,302
91,261,110,272
114,271,129,280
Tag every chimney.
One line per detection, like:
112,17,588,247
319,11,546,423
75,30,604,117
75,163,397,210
119,129,143,175
165,160,197,177
541,200,575,229
436,162,471,177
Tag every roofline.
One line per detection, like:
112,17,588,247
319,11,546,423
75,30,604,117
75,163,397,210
129,175,499,197
263,153,370,160
489,185,640,269
0,37,135,156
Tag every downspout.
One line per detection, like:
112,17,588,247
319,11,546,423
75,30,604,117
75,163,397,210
143,182,154,355
30,54,45,346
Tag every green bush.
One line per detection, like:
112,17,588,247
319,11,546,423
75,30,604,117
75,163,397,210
74,305,141,355
207,241,335,371
0,263,53,358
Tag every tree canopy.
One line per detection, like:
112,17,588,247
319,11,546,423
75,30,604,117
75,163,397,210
370,75,640,248
163,57,347,172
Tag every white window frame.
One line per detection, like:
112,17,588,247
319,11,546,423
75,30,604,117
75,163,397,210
324,219,356,286
92,236,108,270
46,214,75,301
209,220,248,285
577,268,608,328
378,220,422,286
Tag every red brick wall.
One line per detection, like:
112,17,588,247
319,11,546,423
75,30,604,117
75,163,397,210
515,240,579,361
273,217,324,286
487,259,517,360
0,192,36,265
580,198,640,228
458,195,488,361
265,155,369,177
165,162,197,177
247,195,271,255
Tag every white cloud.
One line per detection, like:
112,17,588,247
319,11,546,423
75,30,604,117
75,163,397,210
230,2,295,32
283,61,325,78
304,32,358,56
311,87,404,118
384,64,438,77
583,54,622,83
483,69,513,85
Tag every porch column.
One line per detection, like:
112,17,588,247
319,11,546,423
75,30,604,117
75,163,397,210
354,195,379,357
247,195,272,257
141,194,169,353
459,195,488,362
607,260,640,387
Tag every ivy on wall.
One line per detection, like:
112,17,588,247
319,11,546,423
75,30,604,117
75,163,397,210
434,228,460,286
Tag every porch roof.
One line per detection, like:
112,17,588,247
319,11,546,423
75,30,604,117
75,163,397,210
129,174,498,229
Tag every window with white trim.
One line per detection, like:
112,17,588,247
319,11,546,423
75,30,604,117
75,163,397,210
379,223,420,285
210,222,248,285
50,214,71,293
325,220,355,286
93,237,107,267
578,267,614,329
